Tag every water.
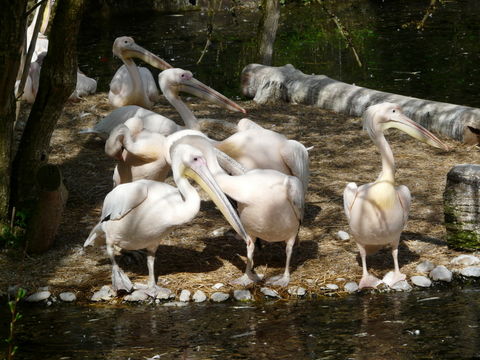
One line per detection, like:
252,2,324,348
78,0,480,106
2,286,480,359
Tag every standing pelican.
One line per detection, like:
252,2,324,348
81,68,245,138
343,102,448,289
167,132,304,287
84,143,247,296
108,36,173,109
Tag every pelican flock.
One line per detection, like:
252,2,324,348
27,33,449,295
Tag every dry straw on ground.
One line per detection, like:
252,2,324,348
0,93,477,301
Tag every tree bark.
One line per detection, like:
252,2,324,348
11,0,85,210
0,1,28,221
241,63,480,144
257,0,280,65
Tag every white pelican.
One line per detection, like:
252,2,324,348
108,36,173,109
84,143,247,296
167,132,304,287
343,102,449,289
15,53,44,103
70,69,97,100
214,118,310,192
81,68,245,139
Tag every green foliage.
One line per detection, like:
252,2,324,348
0,210,29,249
4,288,26,360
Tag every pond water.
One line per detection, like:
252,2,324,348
2,286,480,359
78,0,480,106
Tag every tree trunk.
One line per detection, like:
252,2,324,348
11,0,85,211
257,0,280,65
444,164,480,250
0,1,28,221
241,63,480,144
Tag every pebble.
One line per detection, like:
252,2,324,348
59,292,77,302
210,227,228,237
260,287,280,298
411,276,432,288
91,285,115,302
210,292,230,302
124,290,149,302
459,266,480,278
344,281,359,293
25,291,51,303
429,265,453,282
325,284,339,291
416,260,435,273
155,287,174,300
337,230,350,241
233,289,252,301
212,283,224,290
288,286,306,297
179,289,191,302
390,280,412,292
450,255,480,266
192,290,207,303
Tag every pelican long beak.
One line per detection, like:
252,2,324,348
388,113,449,150
179,77,246,114
123,42,173,71
184,159,248,241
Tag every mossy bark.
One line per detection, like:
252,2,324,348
444,164,480,250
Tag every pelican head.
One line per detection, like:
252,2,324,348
112,36,172,71
170,143,248,241
363,102,449,150
158,68,246,114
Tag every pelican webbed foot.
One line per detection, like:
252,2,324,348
358,274,383,290
382,270,407,288
265,274,290,287
230,272,263,287
112,264,134,294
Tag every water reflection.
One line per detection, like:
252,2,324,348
2,287,480,359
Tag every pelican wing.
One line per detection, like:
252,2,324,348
287,176,305,223
343,182,358,221
237,118,263,131
101,181,149,221
109,66,126,96
281,140,310,191
396,185,412,224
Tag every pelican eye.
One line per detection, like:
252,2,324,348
392,109,396,113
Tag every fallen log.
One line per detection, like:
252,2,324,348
241,63,480,144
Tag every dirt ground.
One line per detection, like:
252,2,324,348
0,92,477,302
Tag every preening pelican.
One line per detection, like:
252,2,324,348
84,143,247,296
109,36,173,109
215,118,310,192
343,102,448,289
81,68,245,138
168,132,304,287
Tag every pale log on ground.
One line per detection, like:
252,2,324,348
241,63,480,144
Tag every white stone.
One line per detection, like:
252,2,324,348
288,286,306,296
59,292,76,302
210,292,230,302
344,281,359,293
450,255,480,266
260,287,280,298
233,289,252,301
210,227,228,237
91,285,115,302
325,284,339,290
179,289,191,302
390,280,412,292
25,291,51,302
416,261,435,273
212,283,224,290
163,301,188,307
155,287,174,300
429,265,453,282
337,230,350,241
411,276,432,287
192,290,207,303
124,290,149,302
460,266,480,277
